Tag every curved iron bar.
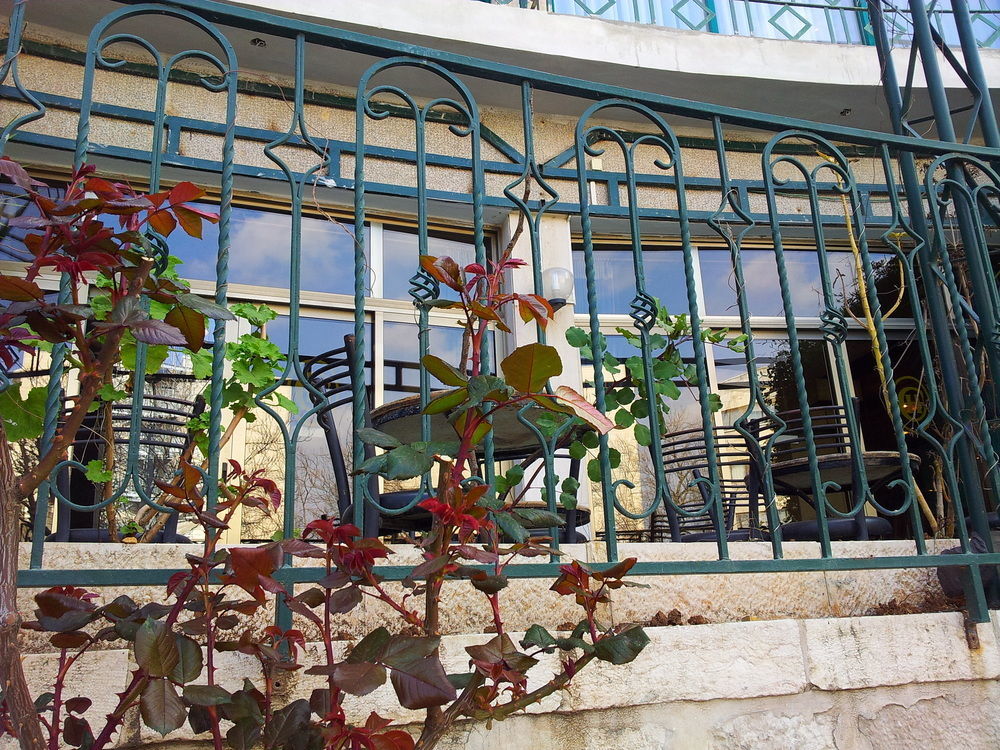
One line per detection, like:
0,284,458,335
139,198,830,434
353,57,485,521
37,4,239,541
574,99,727,558
706,116,787,556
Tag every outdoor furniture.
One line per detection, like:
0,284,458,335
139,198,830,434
371,390,589,542
754,400,917,541
303,335,429,538
659,425,768,542
47,392,202,543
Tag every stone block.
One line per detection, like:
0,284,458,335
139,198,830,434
560,620,806,710
804,612,1000,690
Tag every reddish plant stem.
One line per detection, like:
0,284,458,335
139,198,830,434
46,650,67,750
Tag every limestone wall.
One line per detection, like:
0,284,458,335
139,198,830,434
5,610,999,749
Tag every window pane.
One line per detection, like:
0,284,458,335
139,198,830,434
168,204,367,295
572,246,690,316
381,229,479,302
700,248,905,319
382,321,468,402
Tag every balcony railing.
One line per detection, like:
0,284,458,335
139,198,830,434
478,0,1000,47
3,0,1000,624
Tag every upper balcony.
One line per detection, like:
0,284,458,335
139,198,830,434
480,0,1000,48
10,0,1000,134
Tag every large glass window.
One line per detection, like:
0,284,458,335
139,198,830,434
572,244,691,316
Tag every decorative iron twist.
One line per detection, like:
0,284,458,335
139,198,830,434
819,308,848,344
629,291,658,331
408,268,441,305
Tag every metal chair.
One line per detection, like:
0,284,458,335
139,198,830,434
302,335,428,538
752,399,902,541
48,392,202,542
659,425,768,542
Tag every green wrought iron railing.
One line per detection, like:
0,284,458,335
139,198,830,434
2,0,1000,624
479,0,1000,47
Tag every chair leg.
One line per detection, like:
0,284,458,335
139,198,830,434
562,508,578,544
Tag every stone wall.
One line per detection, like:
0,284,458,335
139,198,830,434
5,611,999,749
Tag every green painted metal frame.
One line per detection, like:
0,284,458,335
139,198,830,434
2,0,999,626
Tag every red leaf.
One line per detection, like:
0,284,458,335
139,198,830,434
168,182,206,205
128,319,188,347
0,276,44,302
173,205,205,239
148,209,177,237
554,385,615,434
0,157,45,189
164,305,205,352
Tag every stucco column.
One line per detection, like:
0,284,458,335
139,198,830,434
497,211,592,523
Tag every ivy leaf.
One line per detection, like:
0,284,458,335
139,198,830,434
0,384,45,441
564,326,590,348
189,349,213,379
230,302,277,327
84,459,113,483
500,343,562,393
140,678,187,737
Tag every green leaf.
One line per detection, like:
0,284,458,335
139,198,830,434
466,375,509,409
568,440,587,460
559,492,578,510
514,508,564,528
614,388,634,405
634,423,652,447
470,573,508,595
520,625,556,650
420,354,468,386
170,635,203,684
356,428,401,449
90,293,112,321
140,678,187,737
348,628,391,664
0,384,46,441
174,293,236,321
614,409,635,428
182,685,231,706
272,392,298,414
587,458,602,483
580,430,599,449
564,326,590,348
135,619,180,678
97,383,128,402
189,349,213,379
500,343,562,393
230,302,277,327
708,393,723,412
424,387,468,415
630,399,649,419
593,627,650,665
121,335,168,375
84,460,113,483
226,718,262,750
494,513,528,543
381,445,435,480
608,447,621,469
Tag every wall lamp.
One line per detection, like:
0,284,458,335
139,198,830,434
542,266,574,312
